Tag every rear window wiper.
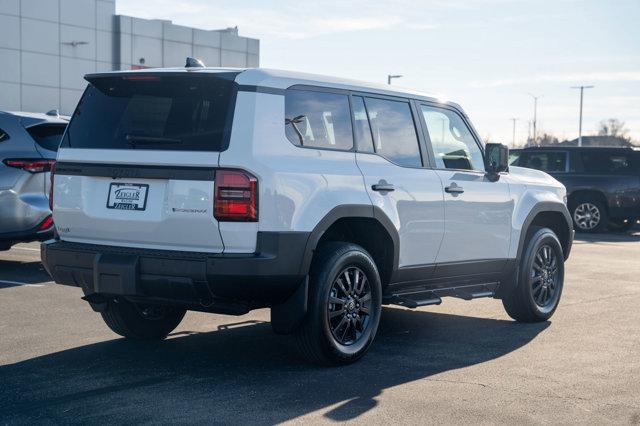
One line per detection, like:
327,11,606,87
126,134,182,146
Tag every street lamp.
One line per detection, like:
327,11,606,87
509,118,518,148
387,74,402,85
571,85,594,147
528,93,542,145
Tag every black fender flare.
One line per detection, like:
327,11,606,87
297,204,400,276
516,201,573,262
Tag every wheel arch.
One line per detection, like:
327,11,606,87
567,189,608,212
517,203,573,261
299,205,399,287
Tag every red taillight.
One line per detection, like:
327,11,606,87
3,158,55,173
38,215,54,231
49,161,56,211
214,169,258,222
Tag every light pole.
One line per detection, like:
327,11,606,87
571,85,594,147
387,74,402,85
510,118,518,147
528,93,542,145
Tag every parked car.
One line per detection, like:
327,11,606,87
0,110,68,250
41,62,573,365
510,146,640,232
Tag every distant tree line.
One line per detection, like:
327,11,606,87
527,118,637,147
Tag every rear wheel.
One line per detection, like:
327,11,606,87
295,242,382,366
502,227,565,322
100,298,186,340
571,197,607,233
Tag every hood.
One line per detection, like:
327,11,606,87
508,166,565,189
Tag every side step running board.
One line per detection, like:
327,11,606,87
384,282,499,309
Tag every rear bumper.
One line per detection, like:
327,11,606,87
0,221,54,244
41,232,309,310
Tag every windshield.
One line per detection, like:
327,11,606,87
61,73,238,151
27,124,67,152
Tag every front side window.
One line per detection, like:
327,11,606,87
364,97,422,167
518,152,567,172
421,105,483,171
285,89,353,150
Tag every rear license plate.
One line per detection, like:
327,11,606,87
106,183,149,211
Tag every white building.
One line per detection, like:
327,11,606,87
0,0,259,114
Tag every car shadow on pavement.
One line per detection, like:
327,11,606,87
0,260,52,287
574,230,640,244
0,307,548,424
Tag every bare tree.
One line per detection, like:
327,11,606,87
597,118,630,141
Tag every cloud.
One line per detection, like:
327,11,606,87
117,0,436,40
470,72,640,88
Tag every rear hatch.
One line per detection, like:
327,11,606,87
53,71,239,252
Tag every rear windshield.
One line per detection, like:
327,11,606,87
61,73,238,151
27,124,66,152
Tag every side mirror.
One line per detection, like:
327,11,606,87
484,143,509,181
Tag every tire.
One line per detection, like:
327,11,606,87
100,298,186,340
502,227,565,322
295,242,382,366
608,217,637,232
570,196,608,233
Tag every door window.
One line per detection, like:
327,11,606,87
285,89,353,150
421,105,484,171
517,151,567,172
352,96,374,153
364,97,422,167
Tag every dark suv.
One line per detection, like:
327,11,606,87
511,146,640,232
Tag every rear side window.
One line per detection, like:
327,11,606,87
285,89,353,150
518,151,567,172
365,98,421,167
580,151,637,175
61,74,237,151
352,96,374,153
0,128,9,142
27,124,66,152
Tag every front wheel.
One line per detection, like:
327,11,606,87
502,227,565,322
100,298,186,340
295,242,382,366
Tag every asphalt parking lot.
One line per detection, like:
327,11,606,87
1,232,639,424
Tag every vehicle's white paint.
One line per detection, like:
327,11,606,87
53,149,223,253
504,166,567,259
219,91,371,253
53,67,569,269
356,153,445,268
434,169,512,263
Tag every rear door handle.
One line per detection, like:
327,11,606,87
444,183,464,194
372,182,395,192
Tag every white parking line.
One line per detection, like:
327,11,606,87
0,280,46,287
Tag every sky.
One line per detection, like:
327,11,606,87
118,0,640,146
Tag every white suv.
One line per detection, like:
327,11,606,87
42,61,573,365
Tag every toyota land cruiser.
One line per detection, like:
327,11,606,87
41,61,573,365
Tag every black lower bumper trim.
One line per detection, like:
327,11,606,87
41,232,309,309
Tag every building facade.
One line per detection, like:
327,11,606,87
0,0,259,115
